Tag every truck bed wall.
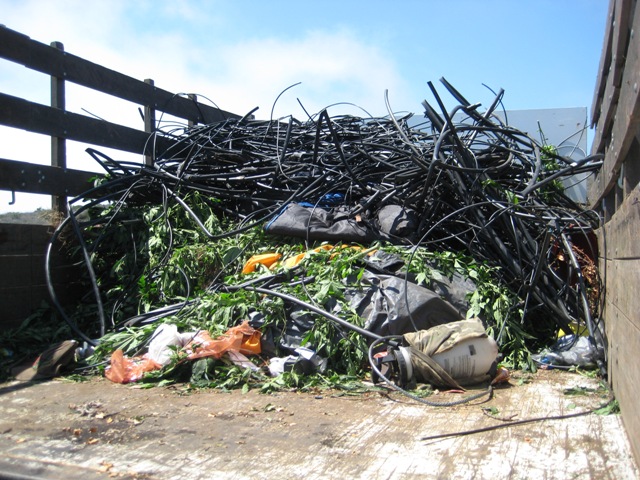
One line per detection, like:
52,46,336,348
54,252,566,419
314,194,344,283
589,0,640,464
0,222,79,329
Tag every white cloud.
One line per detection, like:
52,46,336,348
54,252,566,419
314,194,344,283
207,30,409,118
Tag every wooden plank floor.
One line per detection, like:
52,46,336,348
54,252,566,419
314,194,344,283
0,369,637,479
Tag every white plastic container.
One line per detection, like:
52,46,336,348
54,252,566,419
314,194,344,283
431,335,499,385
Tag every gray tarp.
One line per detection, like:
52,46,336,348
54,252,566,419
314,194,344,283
349,270,462,337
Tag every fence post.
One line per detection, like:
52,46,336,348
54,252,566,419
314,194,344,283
188,93,198,128
144,78,156,166
50,41,67,216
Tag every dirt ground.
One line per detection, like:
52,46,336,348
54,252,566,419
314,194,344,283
0,369,637,479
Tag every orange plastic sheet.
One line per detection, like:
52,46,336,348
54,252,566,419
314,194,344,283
105,321,262,384
246,244,377,272
186,321,261,360
241,253,282,273
104,349,162,384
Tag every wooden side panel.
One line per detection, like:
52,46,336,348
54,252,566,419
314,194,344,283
0,223,51,255
604,289,640,462
595,166,640,464
0,224,46,328
590,0,640,466
599,181,640,261
0,223,80,330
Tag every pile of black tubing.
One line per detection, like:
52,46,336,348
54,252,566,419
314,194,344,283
55,79,604,357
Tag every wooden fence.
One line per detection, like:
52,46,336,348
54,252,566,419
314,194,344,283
589,0,640,464
0,25,240,327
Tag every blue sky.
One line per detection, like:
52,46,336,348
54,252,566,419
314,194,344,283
0,0,608,211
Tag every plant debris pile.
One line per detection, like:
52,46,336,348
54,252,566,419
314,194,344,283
45,79,605,389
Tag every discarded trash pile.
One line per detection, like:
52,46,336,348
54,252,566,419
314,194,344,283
44,80,606,397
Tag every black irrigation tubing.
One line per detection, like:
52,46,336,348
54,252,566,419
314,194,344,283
419,407,596,441
228,285,383,343
46,79,604,354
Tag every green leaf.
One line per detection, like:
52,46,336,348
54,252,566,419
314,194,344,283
594,400,620,415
